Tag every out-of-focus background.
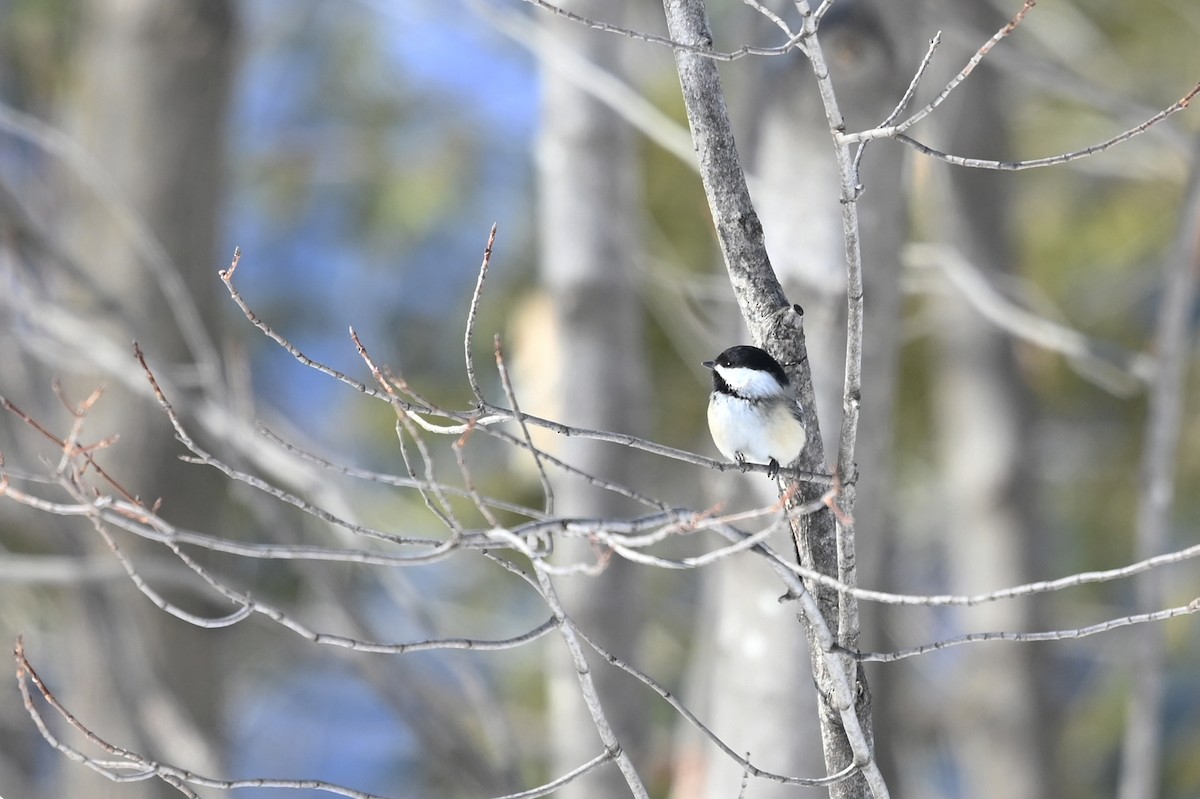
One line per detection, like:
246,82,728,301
0,1,1198,798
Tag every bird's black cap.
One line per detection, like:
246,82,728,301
702,345,790,387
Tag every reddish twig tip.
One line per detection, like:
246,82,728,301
220,247,243,281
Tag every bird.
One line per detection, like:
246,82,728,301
703,345,807,478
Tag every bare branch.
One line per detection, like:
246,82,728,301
256,422,547,519
84,512,253,629
465,223,497,404
452,421,502,529
852,31,943,181
221,252,390,403
854,600,1200,663
905,243,1154,393
790,540,1200,609
165,533,561,654
486,752,615,799
781,8,878,787
521,0,804,61
1,394,139,505
530,563,649,797
14,638,399,798
395,412,464,537
811,0,835,25
715,522,890,796
840,0,1038,145
222,253,831,484
0,99,222,384
739,0,795,40
577,627,859,788
135,343,439,551
604,491,830,571
6,437,1197,613
494,334,555,517
891,81,1200,171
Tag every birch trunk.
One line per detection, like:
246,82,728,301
534,1,650,794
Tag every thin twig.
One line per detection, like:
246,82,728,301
852,31,943,181
0,395,139,505
811,0,836,25
708,512,888,794
452,419,501,529
740,0,794,39
854,600,1200,663
83,511,252,629
605,494,830,571
166,535,562,653
224,267,832,484
577,626,859,787
221,253,391,403
14,638,399,798
8,448,1198,610
840,0,1039,145
350,325,436,414
486,751,615,799
530,562,650,798
788,6,872,771
256,422,547,519
522,0,805,62
134,343,437,551
495,334,555,517
395,416,463,537
465,223,497,404
892,81,1200,171
103,503,489,563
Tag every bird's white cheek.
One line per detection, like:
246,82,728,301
714,365,784,398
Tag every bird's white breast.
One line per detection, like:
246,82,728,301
707,392,806,466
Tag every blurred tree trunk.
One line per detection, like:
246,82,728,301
1116,145,1200,799
671,541,827,797
51,2,237,797
534,1,650,795
923,4,1053,797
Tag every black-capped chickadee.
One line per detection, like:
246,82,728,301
703,345,807,478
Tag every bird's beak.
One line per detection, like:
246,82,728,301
702,360,715,370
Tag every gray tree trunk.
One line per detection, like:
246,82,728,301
535,1,650,795
53,2,236,797
672,542,827,798
924,5,1053,797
